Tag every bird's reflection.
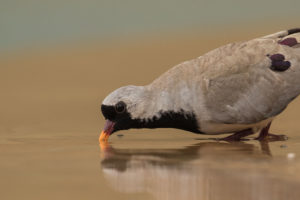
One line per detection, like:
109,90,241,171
99,140,299,200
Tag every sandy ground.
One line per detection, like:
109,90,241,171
1,28,300,200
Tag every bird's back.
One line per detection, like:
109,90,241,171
149,29,300,133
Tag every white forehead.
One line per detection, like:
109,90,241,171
102,85,146,106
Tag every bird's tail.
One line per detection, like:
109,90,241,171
262,28,300,39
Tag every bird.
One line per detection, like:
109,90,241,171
99,28,300,142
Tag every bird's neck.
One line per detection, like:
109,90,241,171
128,85,201,133
146,84,194,115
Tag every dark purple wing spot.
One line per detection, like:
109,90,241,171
268,53,291,72
270,61,291,72
271,61,283,68
270,53,285,61
283,61,291,67
278,37,298,47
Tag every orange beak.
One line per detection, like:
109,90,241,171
99,120,115,142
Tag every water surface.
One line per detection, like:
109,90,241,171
2,131,300,200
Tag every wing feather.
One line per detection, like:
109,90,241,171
201,36,300,124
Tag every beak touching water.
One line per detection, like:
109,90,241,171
99,120,115,142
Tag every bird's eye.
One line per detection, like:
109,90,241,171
115,101,126,113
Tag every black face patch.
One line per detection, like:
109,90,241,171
278,37,298,47
101,104,202,134
268,53,291,72
101,104,117,120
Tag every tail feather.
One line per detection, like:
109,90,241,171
262,28,300,39
288,28,300,35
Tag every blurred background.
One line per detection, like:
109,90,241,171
1,1,300,200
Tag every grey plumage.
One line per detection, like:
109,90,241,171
102,28,300,135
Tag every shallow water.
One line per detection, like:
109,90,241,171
100,136,300,200
2,131,300,200
1,29,300,200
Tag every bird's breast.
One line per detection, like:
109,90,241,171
199,118,274,135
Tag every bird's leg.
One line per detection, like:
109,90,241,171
255,122,271,140
255,122,288,141
219,128,254,141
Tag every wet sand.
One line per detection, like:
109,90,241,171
1,28,300,200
